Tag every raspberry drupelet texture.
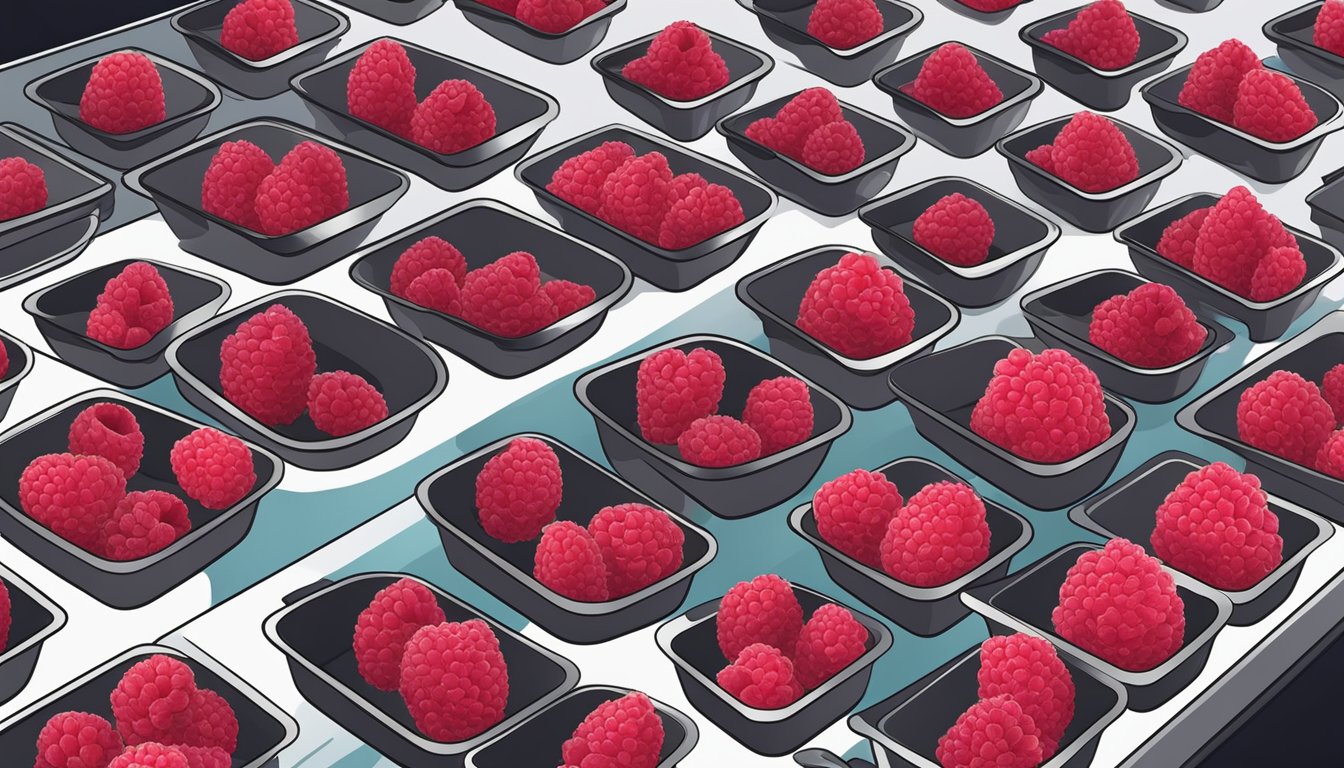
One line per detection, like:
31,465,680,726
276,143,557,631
534,520,609,602
1029,111,1139,193
588,503,684,598
717,574,804,660
544,280,597,318
1041,0,1140,71
793,604,867,690
880,481,991,587
658,182,745,250
900,43,1003,118
1250,245,1308,302
352,576,448,691
1324,363,1344,426
347,39,417,138
1192,186,1298,298
0,156,47,221
1233,69,1318,142
1089,282,1207,368
254,141,349,236
1316,0,1344,56
1053,538,1185,671
547,141,636,215
970,347,1112,463
174,688,237,753
745,88,844,161
796,252,915,359
635,346,725,444
743,376,814,455
69,402,144,479
1237,370,1336,466
405,269,462,316
475,436,562,543
102,490,191,561
200,140,273,232
562,692,664,768
410,80,497,154
460,252,560,338
801,121,865,175
813,468,902,569
34,711,124,768
515,0,603,33
598,153,674,244
170,427,256,511
0,340,8,380
176,746,229,768
110,655,197,746
677,415,762,468
936,695,1043,768
86,262,176,350
399,619,509,742
1178,39,1263,124
219,304,317,426
307,371,388,437
20,453,126,553
622,21,730,101
807,0,884,49
913,192,996,267
1156,206,1211,269
0,579,8,652
390,237,468,299
79,52,166,134
1317,430,1344,478
109,743,188,768
977,634,1075,760
220,0,299,61
716,643,804,709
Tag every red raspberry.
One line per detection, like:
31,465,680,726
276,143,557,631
543,280,596,318
347,39,417,138
936,695,1043,768
534,521,609,601
0,340,8,380
0,579,8,653
220,0,299,61
79,52,166,134
1089,282,1206,368
255,141,349,236
410,80,496,155
306,371,388,437
1233,69,1318,142
977,634,1075,760
717,574,804,660
880,481,990,587
806,0,884,49
743,376,814,455
0,156,47,221
1178,39,1263,124
34,711,124,768
677,415,762,468
1237,370,1336,467
173,689,237,754
389,236,467,297
913,192,995,267
1041,0,1140,71
475,436,562,543
1250,245,1307,302
547,141,635,215
86,262,175,350
102,490,191,561
1052,538,1185,671
199,140,273,232
1323,363,1344,425
174,746,229,768
793,604,867,690
796,252,915,359
636,346,725,444
598,153,674,244
20,453,126,553
622,21,729,101
716,643,804,709
460,252,560,338
1317,430,1344,478
1192,186,1296,298
515,0,600,32
562,692,663,768
813,468,902,569
109,744,188,768
405,269,462,316
110,655,197,745
1316,0,1344,56
746,88,844,161
588,503,684,598
657,182,745,251
399,620,509,741
1030,112,1139,193
170,427,256,511
69,402,144,478
801,121,865,175
353,576,448,691
971,348,1112,463
669,172,708,199
219,304,317,426
1024,144,1055,174
1155,206,1211,269
899,43,1004,118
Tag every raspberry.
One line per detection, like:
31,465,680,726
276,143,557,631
0,579,8,652
405,269,462,316
169,427,256,510
1324,364,1344,426
1031,112,1139,193
254,141,349,236
460,252,560,338
306,371,388,437
796,252,915,359
562,692,663,768
543,280,596,318
743,376,814,455
389,236,467,297
399,619,509,741
1316,0,1344,56
880,481,990,587
173,689,237,754
1024,144,1055,174
588,503,684,598
622,21,730,101
20,453,126,553
793,604,867,690
813,468,902,569
1317,430,1344,478
86,262,175,350
1052,538,1185,671
534,521,609,602
79,52,166,134
977,634,1075,760
1156,206,1211,269
1233,69,1318,142
971,347,1112,463
410,80,497,155
220,0,299,61
669,172,708,199
109,744,188,768
657,182,745,250
1041,0,1140,71
547,141,635,215
199,140,273,232
801,121,865,175
1237,370,1336,467
636,346,725,444
174,746,229,768
347,39,417,138
1192,186,1296,298
936,695,1042,768
0,340,8,380
899,43,1004,118
34,711,124,768
716,643,804,709
746,88,844,161
598,153,673,244
1178,39,1263,125
515,0,599,33
677,415,762,468
110,655,197,745
219,304,317,426
0,156,47,221
68,402,144,478
352,576,448,691
102,490,191,561
1250,245,1307,302
807,0,884,49
475,436,562,543
1089,283,1206,368
717,574,804,660
913,192,995,267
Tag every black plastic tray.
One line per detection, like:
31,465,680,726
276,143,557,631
1161,0,1221,9
0,562,63,706
1305,164,1344,266
454,0,627,63
330,0,445,24
1266,4,1344,102
733,0,923,87
934,0,1035,23
0,332,32,426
